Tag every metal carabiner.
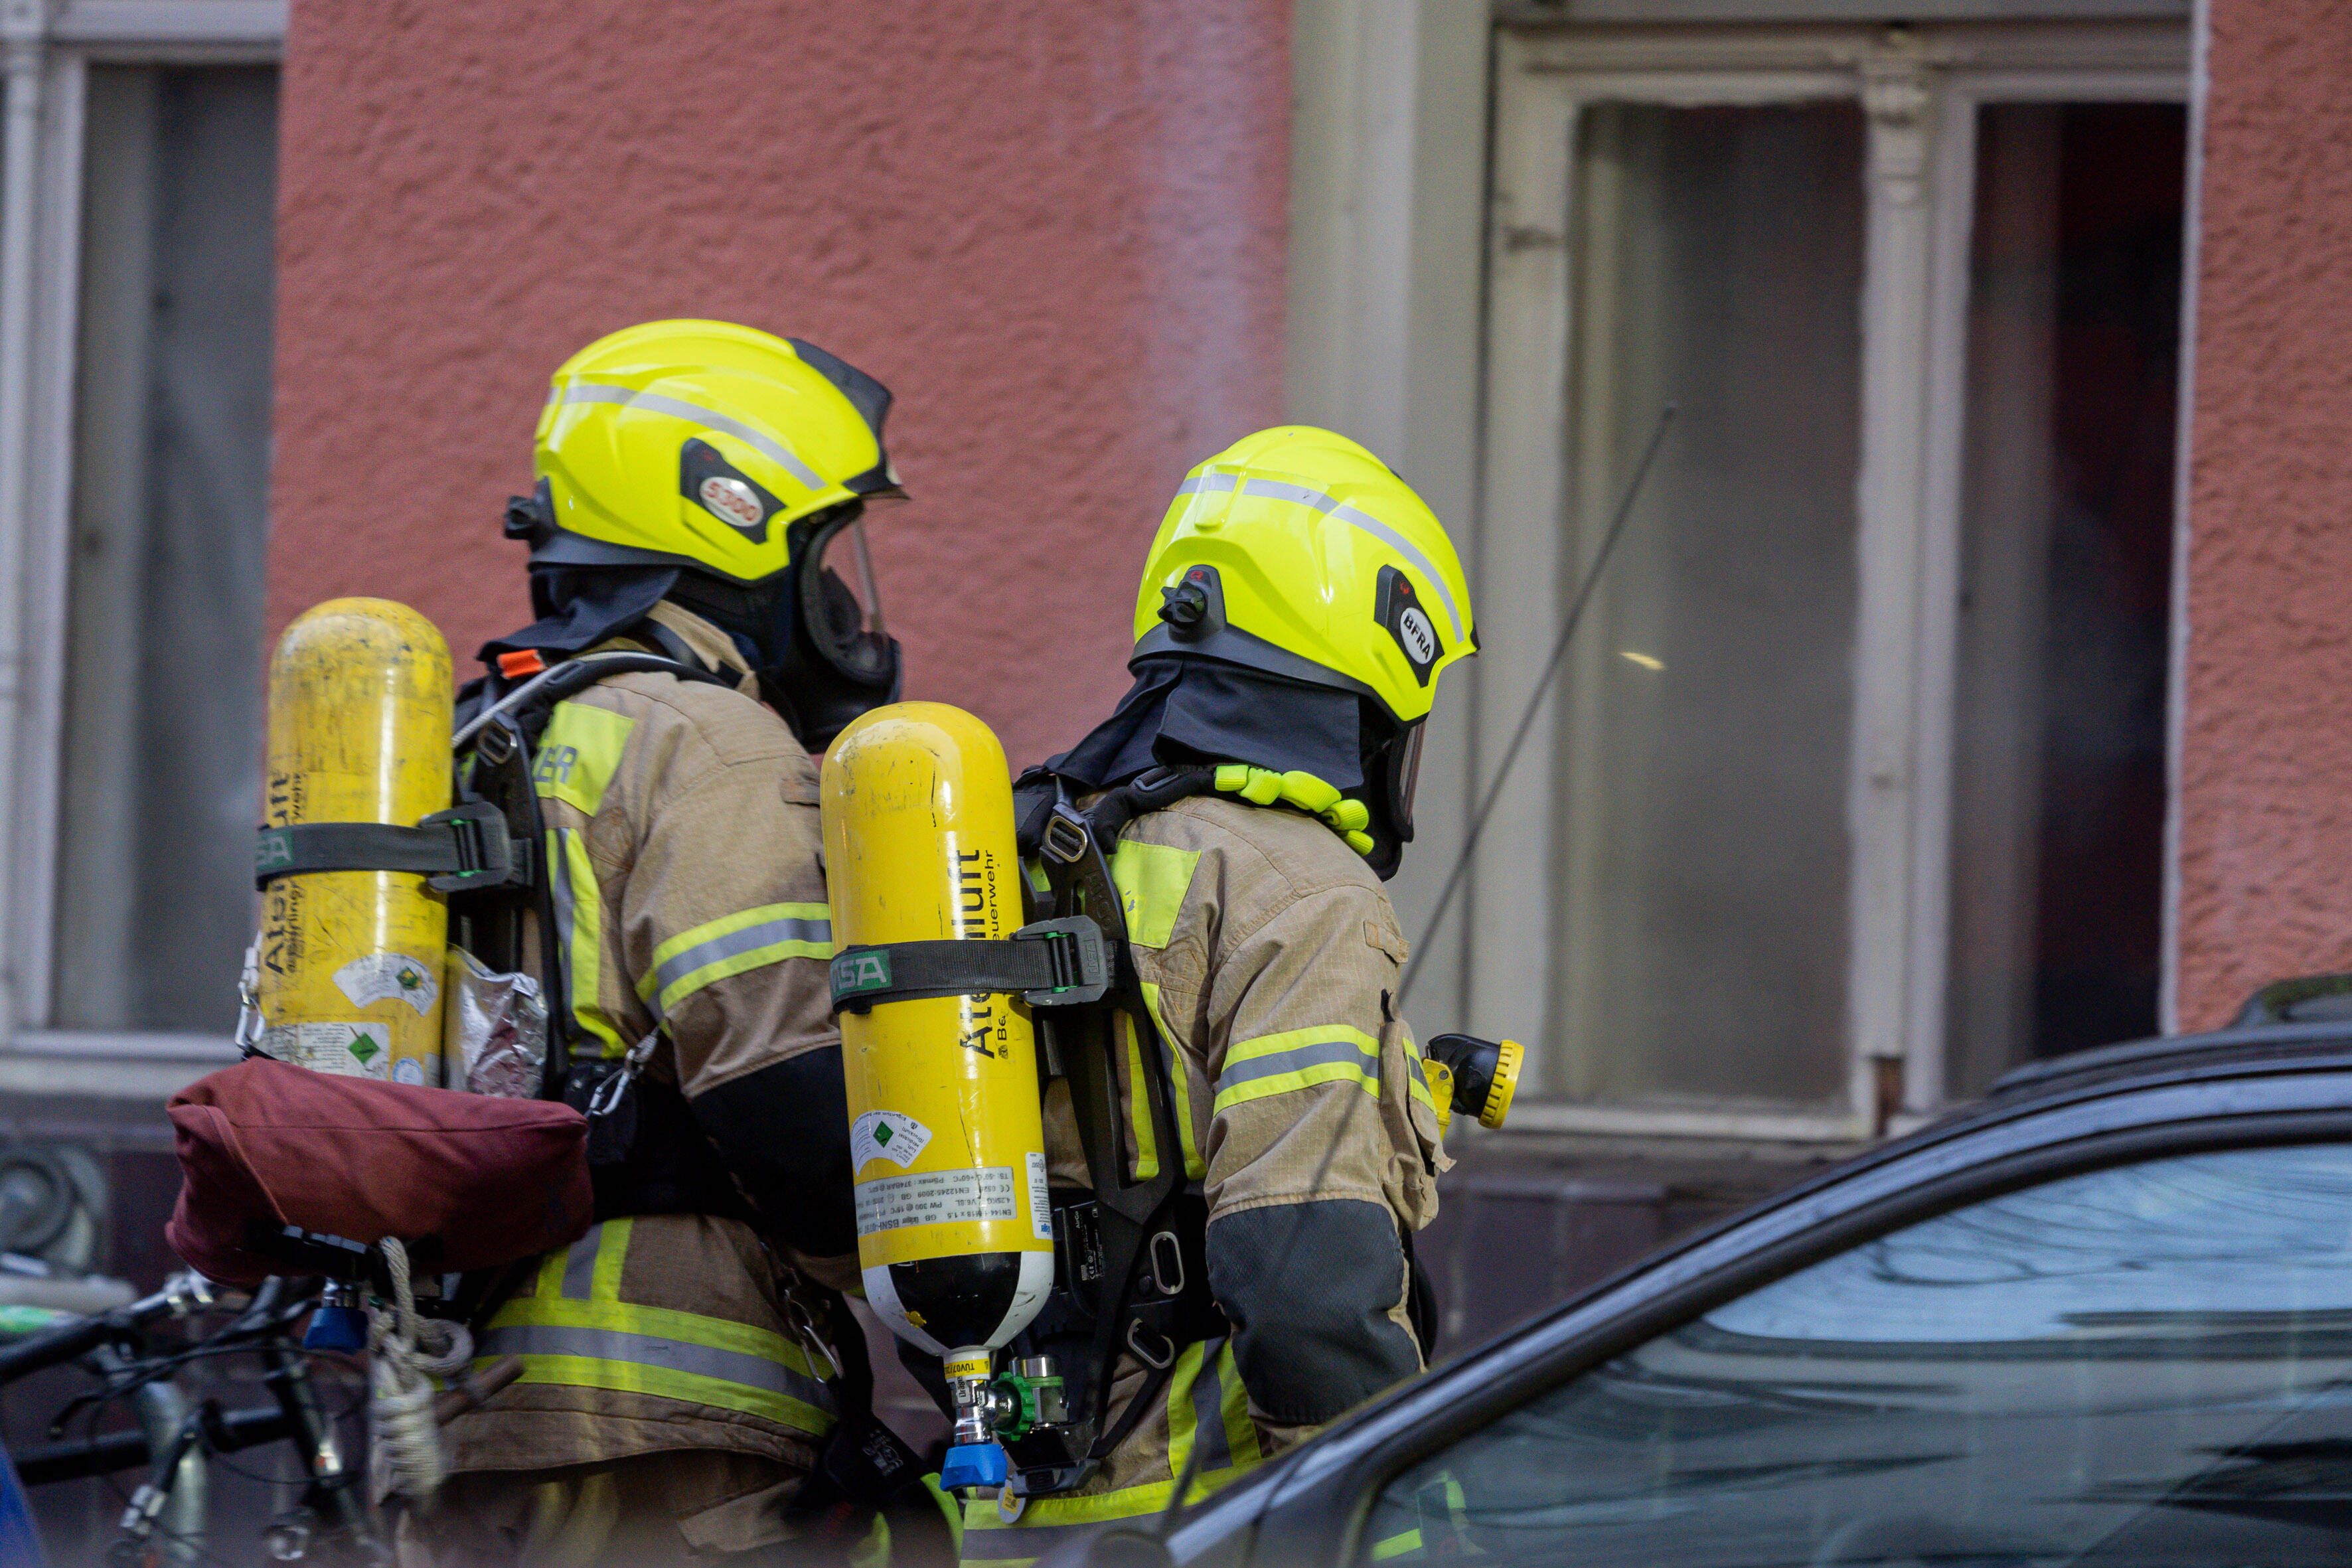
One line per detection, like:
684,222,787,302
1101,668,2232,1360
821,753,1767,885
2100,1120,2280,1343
1125,1318,1176,1371
1148,1230,1186,1298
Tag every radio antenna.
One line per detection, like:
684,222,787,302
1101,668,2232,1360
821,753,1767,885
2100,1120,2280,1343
1398,402,1678,1007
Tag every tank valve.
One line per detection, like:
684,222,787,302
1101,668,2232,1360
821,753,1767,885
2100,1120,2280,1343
941,1350,1075,1491
941,1348,1009,1490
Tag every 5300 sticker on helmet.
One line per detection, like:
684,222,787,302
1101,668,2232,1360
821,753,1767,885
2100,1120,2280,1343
700,476,763,530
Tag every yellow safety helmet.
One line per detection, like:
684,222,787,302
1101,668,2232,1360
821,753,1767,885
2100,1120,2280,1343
516,319,900,585
1131,426,1475,727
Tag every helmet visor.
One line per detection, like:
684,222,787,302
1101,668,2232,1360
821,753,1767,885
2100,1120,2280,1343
1381,719,1424,844
799,508,892,683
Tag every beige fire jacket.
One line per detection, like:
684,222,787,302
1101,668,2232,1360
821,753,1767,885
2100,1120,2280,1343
982,793,1449,1548
444,604,848,1500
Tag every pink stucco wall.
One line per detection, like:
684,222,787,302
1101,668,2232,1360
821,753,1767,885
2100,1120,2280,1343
266,0,1289,771
2174,0,2352,1027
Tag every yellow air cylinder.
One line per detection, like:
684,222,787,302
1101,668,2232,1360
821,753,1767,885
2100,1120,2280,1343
256,598,453,1085
821,702,1054,1367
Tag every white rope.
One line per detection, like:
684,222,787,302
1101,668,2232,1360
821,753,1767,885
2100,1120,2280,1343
366,1237,473,1506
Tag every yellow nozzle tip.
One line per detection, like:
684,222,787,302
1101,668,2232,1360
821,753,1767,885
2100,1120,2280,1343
1478,1039,1523,1129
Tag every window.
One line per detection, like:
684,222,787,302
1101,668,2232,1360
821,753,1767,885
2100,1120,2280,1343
1550,99,1864,1107
1362,1142,2352,1567
0,5,285,1086
54,64,277,1034
1472,20,2189,1137
1944,102,2184,1096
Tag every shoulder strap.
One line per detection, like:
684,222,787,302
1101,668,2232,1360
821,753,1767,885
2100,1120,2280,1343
1020,767,1223,1463
451,649,736,753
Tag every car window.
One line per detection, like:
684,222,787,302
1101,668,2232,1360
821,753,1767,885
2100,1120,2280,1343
1360,1142,2352,1567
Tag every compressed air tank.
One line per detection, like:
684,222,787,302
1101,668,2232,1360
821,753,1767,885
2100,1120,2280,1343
256,599,452,1085
821,703,1055,1369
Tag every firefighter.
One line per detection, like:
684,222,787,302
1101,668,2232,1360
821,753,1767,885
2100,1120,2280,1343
399,319,905,1565
955,426,1472,1563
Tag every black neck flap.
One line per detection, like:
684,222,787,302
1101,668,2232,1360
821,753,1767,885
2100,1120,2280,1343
1046,657,1367,793
478,565,680,666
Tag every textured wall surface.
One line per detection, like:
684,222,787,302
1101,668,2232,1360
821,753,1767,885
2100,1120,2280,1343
2174,0,2352,1026
266,0,1287,769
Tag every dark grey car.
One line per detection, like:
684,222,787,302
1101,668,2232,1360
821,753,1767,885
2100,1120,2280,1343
1050,1019,2352,1568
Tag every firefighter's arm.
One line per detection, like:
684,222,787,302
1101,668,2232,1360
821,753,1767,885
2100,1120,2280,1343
1196,883,1422,1427
618,753,856,1261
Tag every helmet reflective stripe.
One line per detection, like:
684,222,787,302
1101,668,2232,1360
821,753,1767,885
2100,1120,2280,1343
1175,472,1466,641
532,321,898,586
1137,426,1474,730
558,382,825,491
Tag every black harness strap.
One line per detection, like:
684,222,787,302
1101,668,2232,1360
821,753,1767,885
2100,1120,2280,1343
254,801,524,892
828,917,1110,1013
1016,765,1221,1476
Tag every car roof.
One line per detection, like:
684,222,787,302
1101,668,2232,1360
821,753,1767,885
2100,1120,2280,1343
1982,1016,2352,1105
1137,1018,2352,1566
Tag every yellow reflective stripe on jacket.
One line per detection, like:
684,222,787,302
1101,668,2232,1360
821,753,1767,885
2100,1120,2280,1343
1140,981,1205,1181
1111,839,1200,951
956,1338,1259,1566
1213,1025,1381,1115
1402,1037,1439,1114
532,700,636,817
1165,1336,1261,1480
1122,1010,1159,1182
546,826,623,1058
637,900,834,1020
481,1221,837,1437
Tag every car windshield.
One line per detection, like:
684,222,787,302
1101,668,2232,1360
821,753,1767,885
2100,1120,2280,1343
1360,1142,2352,1567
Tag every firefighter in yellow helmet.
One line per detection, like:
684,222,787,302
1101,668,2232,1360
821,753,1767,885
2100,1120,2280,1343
402,321,923,1565
943,428,1476,1561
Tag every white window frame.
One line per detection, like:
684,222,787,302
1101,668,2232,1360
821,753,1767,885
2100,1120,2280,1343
0,0,283,1097
1476,17,2188,1142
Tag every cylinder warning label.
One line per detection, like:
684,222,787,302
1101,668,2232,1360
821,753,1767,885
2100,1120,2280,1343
856,1167,1018,1237
1027,1151,1053,1241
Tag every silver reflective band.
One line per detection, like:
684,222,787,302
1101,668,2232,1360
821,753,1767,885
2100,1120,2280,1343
560,1228,599,1300
1189,1336,1233,1471
560,384,825,491
479,1323,838,1415
1173,472,1464,640
645,913,833,1019
1215,1037,1375,1091
547,828,581,963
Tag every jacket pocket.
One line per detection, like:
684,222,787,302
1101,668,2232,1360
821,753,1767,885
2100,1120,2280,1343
1376,1016,1450,1230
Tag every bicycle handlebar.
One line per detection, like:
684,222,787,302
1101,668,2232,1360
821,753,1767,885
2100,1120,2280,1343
14,1405,293,1486
0,1272,218,1385
0,1310,119,1385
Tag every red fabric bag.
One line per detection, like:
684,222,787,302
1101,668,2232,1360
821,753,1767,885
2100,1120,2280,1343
166,1058,593,1286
